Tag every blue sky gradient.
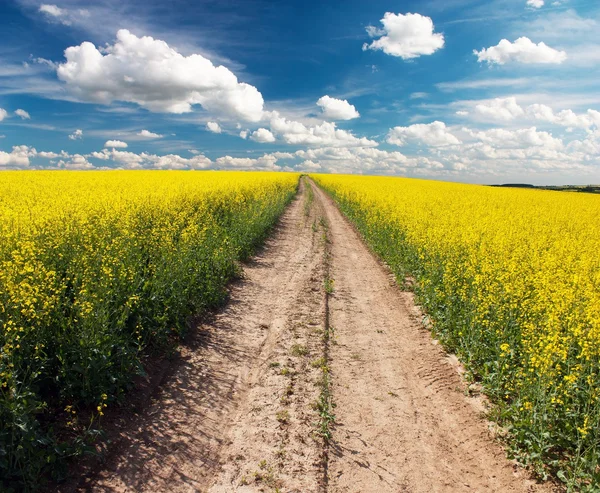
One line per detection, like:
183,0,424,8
1,0,599,184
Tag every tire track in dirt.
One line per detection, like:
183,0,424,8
312,181,555,493
70,178,557,493
72,178,328,493
207,180,328,492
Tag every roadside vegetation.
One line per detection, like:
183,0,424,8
313,173,600,491
0,170,298,490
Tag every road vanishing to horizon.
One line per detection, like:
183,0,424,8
59,180,554,492
1,1,599,492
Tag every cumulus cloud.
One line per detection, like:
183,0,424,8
14,109,31,120
387,121,461,147
397,124,597,177
215,154,281,170
474,37,567,65
88,148,288,171
104,140,128,148
526,104,600,129
0,145,36,167
58,154,94,169
89,148,212,170
526,0,544,8
149,153,212,170
68,129,83,140
206,121,222,133
363,12,444,59
57,29,265,121
4,128,599,177
137,129,162,139
463,126,563,150
240,130,248,139
294,146,444,174
567,132,600,157
474,97,525,121
297,160,322,171
37,151,63,159
469,98,600,129
316,95,360,120
269,112,377,148
0,108,7,121
250,128,276,143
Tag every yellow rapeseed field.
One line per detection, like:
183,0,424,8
0,170,298,487
313,173,600,489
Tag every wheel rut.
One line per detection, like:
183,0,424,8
69,178,555,493
312,181,554,493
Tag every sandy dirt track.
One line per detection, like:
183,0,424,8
313,183,554,493
70,179,554,492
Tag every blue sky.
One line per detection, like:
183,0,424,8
1,0,599,184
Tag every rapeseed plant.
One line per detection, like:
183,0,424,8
313,173,600,490
0,170,298,488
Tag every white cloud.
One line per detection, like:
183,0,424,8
39,4,90,26
104,140,128,148
297,160,322,171
294,146,444,174
89,148,212,170
38,151,63,159
456,110,469,116
216,154,280,170
68,129,83,140
14,109,31,120
269,112,377,148
0,108,7,121
250,128,276,143
39,4,65,17
363,12,444,60
526,104,600,129
57,29,265,121
466,98,600,129
410,92,428,99
474,97,525,121
92,149,142,167
316,95,360,120
239,130,248,139
474,37,567,65
206,121,222,133
4,128,599,178
524,9,597,40
58,154,94,169
402,124,599,179
149,153,212,170
526,0,544,8
137,129,162,139
387,121,461,147
270,151,295,160
0,145,37,167
437,77,533,92
567,132,600,157
463,126,563,151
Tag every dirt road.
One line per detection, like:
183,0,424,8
74,179,552,492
